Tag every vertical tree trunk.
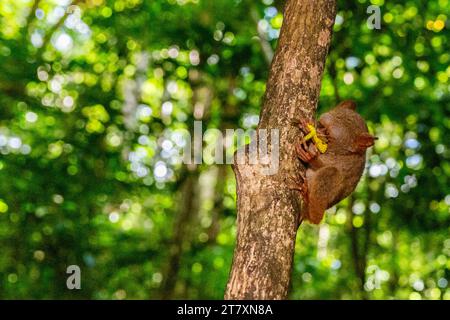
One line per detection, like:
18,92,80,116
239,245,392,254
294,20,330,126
225,0,337,300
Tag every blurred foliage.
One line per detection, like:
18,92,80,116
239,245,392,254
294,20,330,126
0,0,449,299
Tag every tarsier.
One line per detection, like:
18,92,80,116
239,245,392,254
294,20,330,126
292,100,376,224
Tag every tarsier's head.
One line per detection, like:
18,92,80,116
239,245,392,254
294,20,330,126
318,100,377,154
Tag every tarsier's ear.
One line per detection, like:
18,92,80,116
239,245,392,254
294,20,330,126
337,100,357,110
353,133,377,152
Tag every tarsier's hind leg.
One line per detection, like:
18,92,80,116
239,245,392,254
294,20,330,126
304,166,343,224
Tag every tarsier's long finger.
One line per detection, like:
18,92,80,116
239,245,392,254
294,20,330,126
299,142,315,160
287,176,303,191
297,143,313,162
311,148,319,159
297,148,309,163
299,118,313,132
301,135,309,150
309,143,319,155
299,118,308,128
317,128,328,140
299,154,310,163
317,127,327,135
296,137,306,153
287,175,308,200
297,170,306,181
304,154,313,162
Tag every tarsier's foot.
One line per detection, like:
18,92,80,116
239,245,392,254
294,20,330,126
295,139,319,163
287,173,308,200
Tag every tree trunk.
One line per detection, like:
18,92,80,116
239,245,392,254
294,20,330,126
225,0,337,300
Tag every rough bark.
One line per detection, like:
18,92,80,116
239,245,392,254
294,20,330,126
225,0,337,300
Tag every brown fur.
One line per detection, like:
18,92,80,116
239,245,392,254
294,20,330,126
295,100,376,224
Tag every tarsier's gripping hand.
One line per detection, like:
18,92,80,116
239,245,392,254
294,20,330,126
298,118,328,154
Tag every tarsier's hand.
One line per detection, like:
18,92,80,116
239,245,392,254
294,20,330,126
298,118,328,154
298,118,315,135
296,139,319,163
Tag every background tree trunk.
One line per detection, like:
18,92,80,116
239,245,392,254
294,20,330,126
225,0,337,300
